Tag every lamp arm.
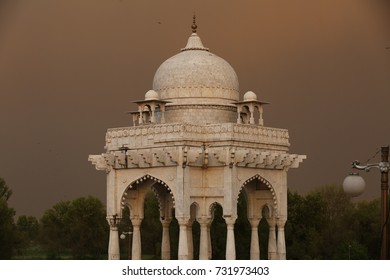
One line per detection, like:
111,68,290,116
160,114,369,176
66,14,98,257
352,160,388,172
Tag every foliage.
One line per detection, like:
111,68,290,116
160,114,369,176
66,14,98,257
14,215,40,257
0,177,17,259
0,199,17,259
0,177,12,201
235,192,250,259
210,204,227,259
40,196,109,259
141,192,162,257
286,185,382,259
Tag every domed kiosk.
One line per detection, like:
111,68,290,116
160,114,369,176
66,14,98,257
89,18,306,260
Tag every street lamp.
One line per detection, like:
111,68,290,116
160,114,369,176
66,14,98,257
120,229,133,260
343,146,389,260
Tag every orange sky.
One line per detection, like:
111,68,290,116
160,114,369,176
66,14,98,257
0,0,389,216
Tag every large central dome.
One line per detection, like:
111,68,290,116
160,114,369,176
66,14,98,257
150,24,240,124
153,32,239,106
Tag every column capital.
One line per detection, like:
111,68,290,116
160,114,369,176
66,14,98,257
198,216,212,226
276,218,286,228
107,214,121,229
131,217,143,227
177,217,190,226
248,217,261,228
224,216,237,226
160,218,172,226
266,218,276,228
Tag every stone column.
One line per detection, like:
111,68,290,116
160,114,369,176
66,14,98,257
236,106,242,124
277,218,287,260
131,217,143,260
267,218,277,260
249,105,255,124
249,218,261,260
187,220,194,260
198,217,210,260
138,107,143,125
207,222,212,259
108,224,120,260
258,105,264,126
160,105,166,124
177,218,189,260
150,106,156,123
161,218,171,260
225,217,236,260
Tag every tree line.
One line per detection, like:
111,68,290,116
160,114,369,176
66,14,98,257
0,176,385,259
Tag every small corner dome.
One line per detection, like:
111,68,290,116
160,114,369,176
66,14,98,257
243,91,257,101
145,90,160,100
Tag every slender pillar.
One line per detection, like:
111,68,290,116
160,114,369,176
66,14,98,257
276,219,287,260
138,107,143,125
187,220,194,260
267,218,277,260
237,107,242,124
258,105,264,126
249,218,261,260
108,224,120,260
160,105,166,124
177,218,189,260
131,217,143,260
161,218,171,260
207,223,212,259
225,217,236,260
249,106,255,124
199,217,210,260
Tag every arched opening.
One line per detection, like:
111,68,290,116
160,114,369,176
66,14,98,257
169,208,179,260
235,191,251,259
259,206,270,260
118,206,132,260
210,203,226,259
190,203,200,260
237,174,277,260
120,175,175,260
140,191,162,259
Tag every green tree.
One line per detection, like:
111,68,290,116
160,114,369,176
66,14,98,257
0,177,17,259
0,177,12,201
17,215,40,243
318,185,355,259
235,191,250,260
353,199,381,259
15,215,40,258
141,191,162,258
286,185,382,259
286,190,326,259
210,204,226,259
40,196,108,259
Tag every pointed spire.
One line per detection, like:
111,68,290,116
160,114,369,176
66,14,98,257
181,13,209,52
191,13,197,33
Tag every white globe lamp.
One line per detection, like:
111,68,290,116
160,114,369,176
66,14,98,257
342,173,366,197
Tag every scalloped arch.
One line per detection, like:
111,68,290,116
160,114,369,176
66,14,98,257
238,174,278,213
120,174,175,211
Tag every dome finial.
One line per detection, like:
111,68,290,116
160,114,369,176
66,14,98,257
191,13,197,33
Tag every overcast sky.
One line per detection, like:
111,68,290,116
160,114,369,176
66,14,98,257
1,0,389,217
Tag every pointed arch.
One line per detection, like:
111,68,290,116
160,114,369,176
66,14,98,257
238,174,278,214
120,174,175,220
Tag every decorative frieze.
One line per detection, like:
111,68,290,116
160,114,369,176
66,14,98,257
89,146,305,171
105,123,290,151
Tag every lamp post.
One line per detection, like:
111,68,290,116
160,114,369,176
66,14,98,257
120,229,133,260
343,146,389,260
